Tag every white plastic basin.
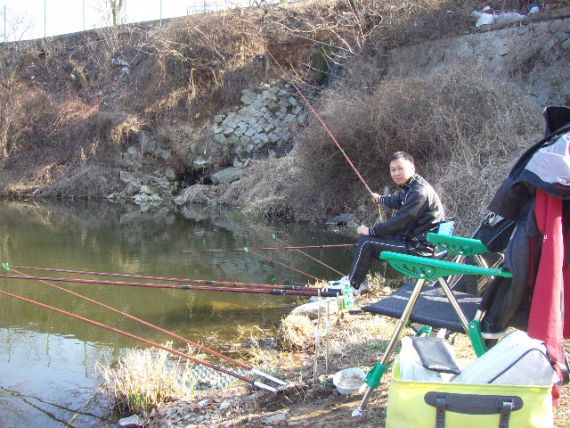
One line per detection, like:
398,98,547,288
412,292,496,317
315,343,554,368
332,367,366,395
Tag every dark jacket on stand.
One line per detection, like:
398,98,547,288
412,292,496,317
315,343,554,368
481,106,570,404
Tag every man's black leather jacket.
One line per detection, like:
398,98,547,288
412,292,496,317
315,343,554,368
370,174,445,240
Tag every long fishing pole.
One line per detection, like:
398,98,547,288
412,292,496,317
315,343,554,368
0,289,278,392
0,273,339,297
265,49,374,198
272,234,344,277
9,266,286,386
3,264,315,292
183,243,354,252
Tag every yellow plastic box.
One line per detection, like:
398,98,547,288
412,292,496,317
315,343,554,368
386,360,553,428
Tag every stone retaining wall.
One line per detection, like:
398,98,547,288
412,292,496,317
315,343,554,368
387,16,570,106
115,82,307,206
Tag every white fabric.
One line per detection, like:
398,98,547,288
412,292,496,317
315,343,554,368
452,330,560,385
525,132,570,186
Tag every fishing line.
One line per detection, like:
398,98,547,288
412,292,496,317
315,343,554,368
0,386,111,424
183,243,354,252
272,234,344,276
244,248,322,282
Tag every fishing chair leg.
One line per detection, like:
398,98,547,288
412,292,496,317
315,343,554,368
446,254,498,295
436,277,492,357
353,279,427,417
436,277,470,333
444,255,465,289
475,254,506,294
473,254,490,293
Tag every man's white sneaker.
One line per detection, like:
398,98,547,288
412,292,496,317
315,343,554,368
352,280,370,296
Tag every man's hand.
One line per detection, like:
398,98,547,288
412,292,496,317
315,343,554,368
371,193,381,204
357,225,370,236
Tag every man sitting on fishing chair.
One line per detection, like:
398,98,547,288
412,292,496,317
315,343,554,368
332,151,445,295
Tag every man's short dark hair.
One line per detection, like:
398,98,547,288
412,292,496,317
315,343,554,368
389,151,414,163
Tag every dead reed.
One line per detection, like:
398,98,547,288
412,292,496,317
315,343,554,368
96,344,196,414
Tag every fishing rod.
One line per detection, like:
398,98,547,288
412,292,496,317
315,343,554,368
265,48,374,198
0,288,280,393
183,243,354,252
8,266,286,387
0,273,340,297
272,234,344,277
3,263,316,292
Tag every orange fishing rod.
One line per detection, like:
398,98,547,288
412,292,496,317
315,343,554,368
8,266,287,386
0,272,340,297
4,264,315,291
0,288,280,392
265,49,374,198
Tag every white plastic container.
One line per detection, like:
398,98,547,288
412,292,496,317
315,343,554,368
332,367,366,395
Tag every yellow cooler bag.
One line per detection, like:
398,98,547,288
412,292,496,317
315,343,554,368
386,360,553,428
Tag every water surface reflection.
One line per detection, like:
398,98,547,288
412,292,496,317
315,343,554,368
0,200,353,426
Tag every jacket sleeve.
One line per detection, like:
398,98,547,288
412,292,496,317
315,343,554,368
379,191,405,210
370,189,428,237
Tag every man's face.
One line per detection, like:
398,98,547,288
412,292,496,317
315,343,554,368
390,158,415,186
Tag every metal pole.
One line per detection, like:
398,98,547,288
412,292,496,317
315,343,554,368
203,0,206,14
353,279,428,417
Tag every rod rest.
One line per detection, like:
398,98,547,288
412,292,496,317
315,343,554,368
380,251,512,282
426,233,491,257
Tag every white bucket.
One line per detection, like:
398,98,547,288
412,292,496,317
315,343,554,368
332,367,366,395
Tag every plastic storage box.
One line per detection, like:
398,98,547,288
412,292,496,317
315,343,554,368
386,359,553,428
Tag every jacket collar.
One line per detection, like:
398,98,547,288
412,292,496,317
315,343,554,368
401,174,418,190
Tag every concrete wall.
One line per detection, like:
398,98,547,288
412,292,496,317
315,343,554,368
386,16,570,106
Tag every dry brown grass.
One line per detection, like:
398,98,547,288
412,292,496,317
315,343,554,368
96,344,196,415
293,65,543,233
0,79,57,158
0,0,562,207
110,115,146,147
278,314,317,351
226,65,543,232
145,13,270,116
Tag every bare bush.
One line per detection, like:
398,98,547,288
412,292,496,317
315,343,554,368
110,115,145,147
0,80,57,158
219,155,326,222
277,313,316,351
142,13,275,119
292,65,542,233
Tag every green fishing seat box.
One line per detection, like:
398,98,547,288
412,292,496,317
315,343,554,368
386,360,553,428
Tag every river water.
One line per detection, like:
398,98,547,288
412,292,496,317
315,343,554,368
0,200,353,427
